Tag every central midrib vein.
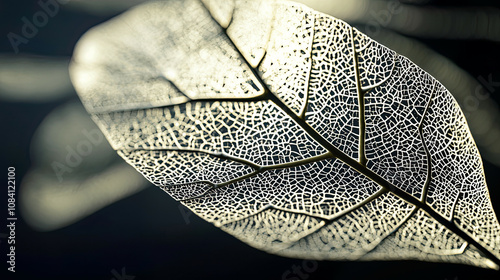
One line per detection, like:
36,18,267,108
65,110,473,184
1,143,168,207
190,0,500,267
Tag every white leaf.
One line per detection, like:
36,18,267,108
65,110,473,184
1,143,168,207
70,0,500,269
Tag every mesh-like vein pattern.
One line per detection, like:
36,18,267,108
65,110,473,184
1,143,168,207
362,209,496,269
353,29,396,90
364,55,434,198
183,158,382,226
259,2,314,115
422,84,473,219
94,101,326,166
422,82,500,259
277,193,415,260
305,14,359,160
386,209,466,255
164,183,213,201
221,208,326,251
70,0,500,269
119,150,254,187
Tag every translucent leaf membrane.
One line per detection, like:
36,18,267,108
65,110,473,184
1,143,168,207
93,101,327,165
365,28,500,169
70,0,500,269
182,158,383,226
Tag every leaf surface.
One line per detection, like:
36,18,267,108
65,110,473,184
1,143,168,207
70,0,500,269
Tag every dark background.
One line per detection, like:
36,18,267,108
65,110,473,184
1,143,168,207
1,0,500,279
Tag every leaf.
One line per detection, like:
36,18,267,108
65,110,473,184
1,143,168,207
69,0,500,269
296,0,500,40
295,0,500,169
356,27,500,168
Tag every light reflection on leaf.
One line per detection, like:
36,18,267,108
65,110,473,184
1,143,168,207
69,0,500,269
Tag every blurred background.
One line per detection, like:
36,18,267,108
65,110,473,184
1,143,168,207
1,0,500,279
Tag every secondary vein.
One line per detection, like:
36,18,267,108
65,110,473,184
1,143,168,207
194,0,500,267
